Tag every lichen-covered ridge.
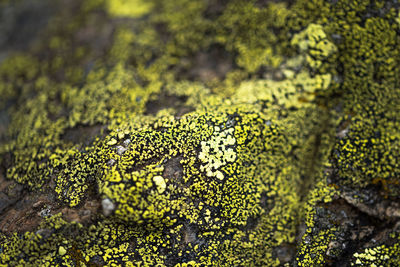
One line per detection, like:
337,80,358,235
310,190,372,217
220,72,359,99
0,0,400,266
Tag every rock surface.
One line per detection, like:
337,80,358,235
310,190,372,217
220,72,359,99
0,0,399,266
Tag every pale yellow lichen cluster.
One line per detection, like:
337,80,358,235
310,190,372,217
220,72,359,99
291,24,337,69
199,126,236,180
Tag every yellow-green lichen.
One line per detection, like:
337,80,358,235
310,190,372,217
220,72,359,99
291,23,337,69
106,0,153,18
1,0,400,266
352,242,400,266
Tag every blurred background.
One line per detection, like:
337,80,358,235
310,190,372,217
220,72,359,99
0,0,58,63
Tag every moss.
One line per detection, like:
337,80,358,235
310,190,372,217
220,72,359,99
1,0,400,266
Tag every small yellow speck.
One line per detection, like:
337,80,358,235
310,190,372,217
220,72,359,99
216,171,224,180
153,175,166,193
118,132,125,139
59,246,67,256
107,138,118,146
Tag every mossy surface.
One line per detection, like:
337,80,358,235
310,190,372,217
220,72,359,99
0,0,400,266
